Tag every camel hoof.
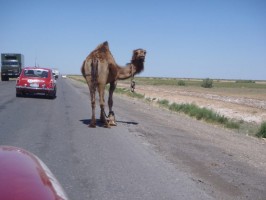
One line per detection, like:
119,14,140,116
108,120,117,126
108,112,116,126
89,123,96,128
104,123,111,128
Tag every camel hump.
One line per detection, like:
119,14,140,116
103,41,108,47
88,41,116,65
94,41,110,53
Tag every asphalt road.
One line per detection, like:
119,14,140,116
0,78,265,200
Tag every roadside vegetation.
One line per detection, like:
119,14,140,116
68,75,266,138
235,80,256,84
201,78,213,88
157,100,239,129
113,87,145,99
256,122,266,138
177,80,186,86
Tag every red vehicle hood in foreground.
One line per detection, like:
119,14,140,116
0,146,68,200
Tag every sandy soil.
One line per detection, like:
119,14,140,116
118,83,266,124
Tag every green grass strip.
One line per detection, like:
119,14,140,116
109,87,145,99
158,101,240,129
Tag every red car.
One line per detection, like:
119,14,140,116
16,67,57,98
0,146,69,200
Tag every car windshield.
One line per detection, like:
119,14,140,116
24,69,49,78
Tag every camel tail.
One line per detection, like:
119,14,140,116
81,60,86,78
91,58,98,90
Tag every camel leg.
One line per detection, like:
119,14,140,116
89,85,96,128
98,84,110,128
108,81,117,126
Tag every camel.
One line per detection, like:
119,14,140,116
81,41,146,128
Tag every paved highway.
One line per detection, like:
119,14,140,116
0,78,265,200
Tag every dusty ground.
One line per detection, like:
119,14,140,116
118,83,266,124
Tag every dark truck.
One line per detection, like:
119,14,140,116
1,53,24,81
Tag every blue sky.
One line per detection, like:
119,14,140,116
1,0,265,80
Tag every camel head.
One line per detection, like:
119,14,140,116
131,49,146,73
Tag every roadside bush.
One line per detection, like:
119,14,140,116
177,80,186,86
201,78,213,88
256,122,266,138
158,99,170,107
225,121,240,129
128,91,145,99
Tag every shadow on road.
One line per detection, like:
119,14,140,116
79,119,138,127
116,120,138,125
16,94,56,100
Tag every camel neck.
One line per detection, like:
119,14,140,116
117,63,135,80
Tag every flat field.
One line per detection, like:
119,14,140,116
118,77,266,124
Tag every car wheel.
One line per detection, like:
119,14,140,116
52,88,57,99
16,91,23,97
52,92,57,99
1,75,8,81
48,91,56,99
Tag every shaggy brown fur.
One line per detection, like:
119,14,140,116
81,41,146,127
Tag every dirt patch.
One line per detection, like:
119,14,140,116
118,83,266,124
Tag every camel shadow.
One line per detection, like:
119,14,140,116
116,120,138,125
79,119,104,127
79,119,138,127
